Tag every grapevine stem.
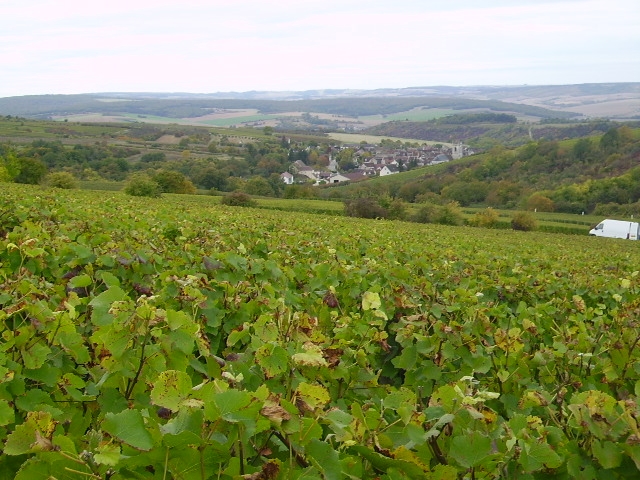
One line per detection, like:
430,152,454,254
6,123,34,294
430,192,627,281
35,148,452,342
125,315,151,400
63,467,101,479
272,430,309,468
163,447,169,480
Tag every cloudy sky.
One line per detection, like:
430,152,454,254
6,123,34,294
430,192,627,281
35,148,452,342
1,0,638,97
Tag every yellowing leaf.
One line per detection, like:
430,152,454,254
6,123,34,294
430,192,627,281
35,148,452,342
150,370,192,411
4,411,57,455
292,343,328,367
362,291,381,311
296,382,330,410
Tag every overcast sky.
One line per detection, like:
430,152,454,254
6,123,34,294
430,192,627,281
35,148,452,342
1,0,638,98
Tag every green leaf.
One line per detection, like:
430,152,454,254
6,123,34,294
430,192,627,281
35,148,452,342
150,370,192,411
89,286,127,326
592,440,622,469
102,409,154,451
166,308,190,330
161,409,205,447
21,342,50,370
449,432,492,468
323,408,353,440
0,399,15,426
519,439,563,472
429,464,459,480
69,274,92,288
255,343,289,378
306,439,341,480
348,445,426,478
204,389,252,422
93,443,121,466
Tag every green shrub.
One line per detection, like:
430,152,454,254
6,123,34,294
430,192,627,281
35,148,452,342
387,199,408,221
14,157,47,184
153,170,196,194
46,171,77,189
344,198,388,219
411,203,439,223
412,202,463,226
221,191,257,207
526,193,555,212
511,211,538,231
124,173,161,198
470,207,500,228
436,202,464,226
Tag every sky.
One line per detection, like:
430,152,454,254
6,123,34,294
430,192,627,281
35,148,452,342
1,0,639,98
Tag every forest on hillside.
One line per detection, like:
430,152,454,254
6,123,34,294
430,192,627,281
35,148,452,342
364,117,638,149
324,125,640,217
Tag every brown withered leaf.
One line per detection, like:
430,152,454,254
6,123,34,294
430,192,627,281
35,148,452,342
260,405,291,424
378,339,391,353
32,430,55,452
322,348,343,368
295,397,314,414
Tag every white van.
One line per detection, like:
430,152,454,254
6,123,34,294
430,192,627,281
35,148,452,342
589,219,639,240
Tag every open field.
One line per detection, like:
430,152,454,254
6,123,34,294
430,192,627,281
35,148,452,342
327,132,452,145
57,109,457,130
3,183,640,477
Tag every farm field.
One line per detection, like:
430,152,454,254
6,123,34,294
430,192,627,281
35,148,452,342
2,184,640,478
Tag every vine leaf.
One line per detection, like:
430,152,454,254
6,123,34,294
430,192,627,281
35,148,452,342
4,411,56,455
295,382,330,411
255,344,289,378
93,443,121,466
102,409,154,451
518,439,563,472
306,439,341,480
0,399,15,426
362,291,381,311
292,343,328,368
89,286,128,326
449,432,492,468
150,370,192,411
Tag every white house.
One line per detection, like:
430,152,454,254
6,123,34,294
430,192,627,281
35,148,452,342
379,165,400,176
280,172,294,184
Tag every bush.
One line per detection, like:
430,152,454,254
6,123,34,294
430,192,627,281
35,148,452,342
511,212,537,231
387,199,408,221
124,173,161,198
436,202,464,226
153,170,196,194
526,193,555,212
46,172,77,189
411,203,439,223
14,157,47,184
344,198,388,219
469,207,500,228
221,191,257,207
412,202,463,226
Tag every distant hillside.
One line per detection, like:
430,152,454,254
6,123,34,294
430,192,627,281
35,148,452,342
2,83,638,121
0,93,573,121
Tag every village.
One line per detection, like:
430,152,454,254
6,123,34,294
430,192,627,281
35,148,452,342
280,142,474,186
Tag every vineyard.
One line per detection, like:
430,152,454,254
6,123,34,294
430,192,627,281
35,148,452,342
2,184,640,479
